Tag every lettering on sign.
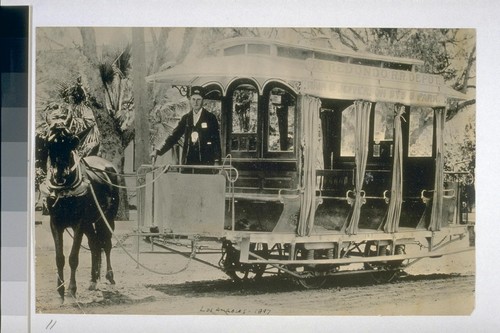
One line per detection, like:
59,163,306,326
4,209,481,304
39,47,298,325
302,80,445,106
305,58,444,86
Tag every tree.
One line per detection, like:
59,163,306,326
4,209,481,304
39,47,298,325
289,28,475,116
131,27,150,169
348,28,475,119
80,27,133,219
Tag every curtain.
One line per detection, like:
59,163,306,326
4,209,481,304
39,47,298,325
297,95,322,236
382,104,405,233
429,107,446,231
344,100,372,235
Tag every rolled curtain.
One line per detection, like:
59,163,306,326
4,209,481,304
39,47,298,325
344,100,372,235
429,107,446,231
382,104,405,233
297,95,322,236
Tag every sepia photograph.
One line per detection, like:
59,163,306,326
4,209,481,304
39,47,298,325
33,27,476,316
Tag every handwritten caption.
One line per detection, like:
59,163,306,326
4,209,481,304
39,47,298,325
46,319,57,330
200,306,271,315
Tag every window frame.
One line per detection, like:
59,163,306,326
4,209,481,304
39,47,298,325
225,81,298,160
407,106,435,158
263,85,297,159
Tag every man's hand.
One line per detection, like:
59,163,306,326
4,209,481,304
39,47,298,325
150,149,158,165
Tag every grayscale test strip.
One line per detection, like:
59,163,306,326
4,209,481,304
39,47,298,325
1,6,30,333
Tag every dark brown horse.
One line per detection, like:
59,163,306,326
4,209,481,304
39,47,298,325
42,124,119,300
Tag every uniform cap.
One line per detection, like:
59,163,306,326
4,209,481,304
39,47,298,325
189,86,205,98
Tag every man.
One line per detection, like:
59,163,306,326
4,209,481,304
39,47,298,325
151,86,222,169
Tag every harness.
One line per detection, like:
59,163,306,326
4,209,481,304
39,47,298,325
44,151,89,205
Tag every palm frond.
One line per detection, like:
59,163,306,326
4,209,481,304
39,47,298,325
98,62,115,86
114,44,132,78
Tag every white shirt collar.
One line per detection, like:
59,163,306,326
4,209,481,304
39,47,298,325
193,108,202,125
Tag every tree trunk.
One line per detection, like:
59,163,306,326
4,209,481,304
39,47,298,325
176,28,197,63
80,27,130,220
132,27,151,169
150,27,171,74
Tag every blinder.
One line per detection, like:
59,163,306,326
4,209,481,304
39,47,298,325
47,125,80,150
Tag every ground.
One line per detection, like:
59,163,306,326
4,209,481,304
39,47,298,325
34,210,475,316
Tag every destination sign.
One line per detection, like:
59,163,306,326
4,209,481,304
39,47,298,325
301,80,447,106
305,58,444,86
301,58,448,106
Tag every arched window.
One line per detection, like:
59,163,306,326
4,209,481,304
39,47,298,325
267,87,295,153
230,84,258,153
226,81,297,159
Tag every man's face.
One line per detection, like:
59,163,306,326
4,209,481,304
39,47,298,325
189,94,203,112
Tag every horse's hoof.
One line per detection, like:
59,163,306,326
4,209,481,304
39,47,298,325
57,286,65,299
88,282,97,291
105,271,115,285
68,282,77,297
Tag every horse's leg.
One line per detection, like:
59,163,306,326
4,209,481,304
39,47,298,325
68,225,84,297
86,229,100,291
50,220,65,299
94,200,116,285
103,230,115,285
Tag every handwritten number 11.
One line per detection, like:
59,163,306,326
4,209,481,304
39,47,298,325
46,319,57,330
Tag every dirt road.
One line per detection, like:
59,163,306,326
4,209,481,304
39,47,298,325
34,212,475,316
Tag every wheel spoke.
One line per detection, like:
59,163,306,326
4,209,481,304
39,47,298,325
222,242,268,282
364,242,405,284
290,248,329,289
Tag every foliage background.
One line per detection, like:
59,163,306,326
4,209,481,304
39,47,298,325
36,27,476,217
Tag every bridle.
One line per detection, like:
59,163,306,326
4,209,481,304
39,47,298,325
45,126,85,193
47,150,83,189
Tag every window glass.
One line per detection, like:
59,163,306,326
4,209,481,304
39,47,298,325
224,45,245,56
408,106,434,157
202,99,221,124
268,88,295,152
373,102,394,142
340,105,356,157
248,44,271,55
231,86,258,152
314,52,346,62
277,46,313,60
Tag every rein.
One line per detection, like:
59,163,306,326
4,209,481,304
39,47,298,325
81,158,172,190
87,181,201,276
81,155,239,191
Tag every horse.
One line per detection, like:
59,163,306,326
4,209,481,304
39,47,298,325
42,123,119,300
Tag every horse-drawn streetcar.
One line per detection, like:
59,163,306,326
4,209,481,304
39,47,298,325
136,37,474,287
38,36,474,296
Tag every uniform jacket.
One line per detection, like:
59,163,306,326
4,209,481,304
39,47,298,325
157,108,222,165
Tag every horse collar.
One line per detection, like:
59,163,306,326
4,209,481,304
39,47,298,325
46,154,89,200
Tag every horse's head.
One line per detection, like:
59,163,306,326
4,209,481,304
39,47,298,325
45,124,80,186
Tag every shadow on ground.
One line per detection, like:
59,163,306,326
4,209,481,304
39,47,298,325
146,272,471,297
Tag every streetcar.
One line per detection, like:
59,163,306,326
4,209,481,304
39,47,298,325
139,37,474,287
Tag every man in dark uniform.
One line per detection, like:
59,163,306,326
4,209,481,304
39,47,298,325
150,86,222,171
